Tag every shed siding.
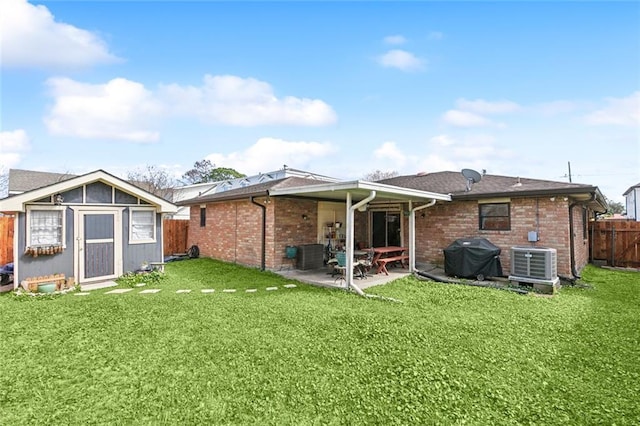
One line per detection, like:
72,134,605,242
16,208,75,284
121,211,163,273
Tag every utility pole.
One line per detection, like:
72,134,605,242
567,161,572,183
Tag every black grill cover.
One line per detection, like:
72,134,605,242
443,238,503,279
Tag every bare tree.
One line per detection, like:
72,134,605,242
0,166,8,199
362,169,400,182
127,165,177,201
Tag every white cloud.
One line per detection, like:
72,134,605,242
451,135,498,160
442,98,519,128
585,92,640,126
442,110,493,127
0,129,31,168
160,75,337,126
455,98,521,114
205,137,338,175
377,50,426,72
0,0,120,68
43,74,336,141
429,134,455,147
383,35,407,45
44,77,162,142
373,141,407,167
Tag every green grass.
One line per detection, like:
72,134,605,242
1,259,639,424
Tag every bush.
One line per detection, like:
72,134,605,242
116,270,165,288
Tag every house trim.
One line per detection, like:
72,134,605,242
1,170,177,214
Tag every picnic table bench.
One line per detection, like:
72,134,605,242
372,247,409,275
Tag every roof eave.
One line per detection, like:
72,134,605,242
177,190,270,206
269,180,452,201
451,186,608,213
0,170,178,213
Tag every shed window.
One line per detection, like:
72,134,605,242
130,208,156,243
200,207,206,227
27,206,65,247
479,203,510,230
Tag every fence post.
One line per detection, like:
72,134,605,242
610,226,616,267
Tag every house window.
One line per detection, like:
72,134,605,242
200,207,206,227
130,208,156,243
26,206,65,247
479,203,510,230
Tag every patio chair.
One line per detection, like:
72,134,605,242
333,251,369,282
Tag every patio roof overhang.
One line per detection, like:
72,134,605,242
270,180,451,296
268,180,452,203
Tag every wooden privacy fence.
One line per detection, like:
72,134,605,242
590,220,640,268
163,219,189,256
0,216,15,265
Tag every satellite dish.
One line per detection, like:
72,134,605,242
461,169,482,191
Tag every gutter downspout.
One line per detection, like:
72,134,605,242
568,193,596,279
250,195,267,271
409,199,437,273
347,191,377,297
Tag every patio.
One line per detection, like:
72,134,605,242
274,262,419,291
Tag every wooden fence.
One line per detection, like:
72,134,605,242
590,220,640,268
0,216,15,265
163,219,189,256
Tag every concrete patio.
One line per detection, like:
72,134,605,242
274,263,415,291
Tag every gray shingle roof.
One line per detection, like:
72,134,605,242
9,169,77,193
177,176,333,205
379,171,600,199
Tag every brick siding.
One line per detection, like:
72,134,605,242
188,195,593,277
187,197,318,270
412,197,588,277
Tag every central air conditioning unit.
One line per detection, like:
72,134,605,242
509,246,559,287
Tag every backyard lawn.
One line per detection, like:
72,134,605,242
1,259,638,424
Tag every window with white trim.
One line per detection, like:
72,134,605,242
26,206,65,247
130,208,156,243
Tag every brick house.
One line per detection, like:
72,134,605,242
178,176,451,290
381,171,607,279
179,170,607,286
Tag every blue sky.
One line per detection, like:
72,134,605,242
1,0,638,202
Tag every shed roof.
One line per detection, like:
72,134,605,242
0,169,177,213
623,183,640,196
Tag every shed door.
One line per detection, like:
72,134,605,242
79,211,120,282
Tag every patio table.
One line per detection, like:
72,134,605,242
372,246,409,275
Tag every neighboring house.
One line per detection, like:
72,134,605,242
178,169,606,287
0,170,177,289
8,169,77,196
171,167,340,220
624,183,640,221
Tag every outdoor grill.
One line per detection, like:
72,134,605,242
443,238,503,280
